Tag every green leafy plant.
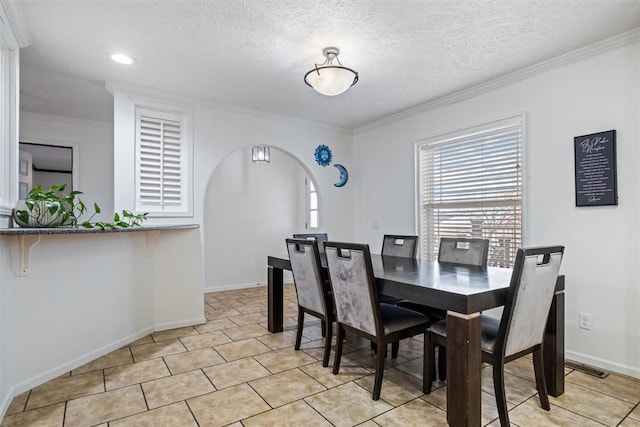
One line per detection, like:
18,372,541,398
14,184,148,229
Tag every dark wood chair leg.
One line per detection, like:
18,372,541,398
321,320,327,337
391,341,399,358
333,326,345,374
322,318,332,367
533,348,550,410
372,339,386,400
294,309,304,350
493,361,510,427
371,342,377,352
423,332,435,393
437,345,446,381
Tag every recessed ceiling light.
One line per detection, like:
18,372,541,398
110,53,135,65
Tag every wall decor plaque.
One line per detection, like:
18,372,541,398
574,130,617,207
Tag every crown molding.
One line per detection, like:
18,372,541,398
20,111,113,129
355,28,640,135
0,0,31,49
105,81,352,135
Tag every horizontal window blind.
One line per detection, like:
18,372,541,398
135,108,187,213
418,118,523,267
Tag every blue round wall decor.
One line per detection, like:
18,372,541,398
314,145,332,167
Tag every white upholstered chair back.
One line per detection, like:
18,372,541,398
325,244,378,336
287,239,326,315
503,248,564,357
381,235,418,258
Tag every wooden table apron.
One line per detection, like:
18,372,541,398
267,254,565,427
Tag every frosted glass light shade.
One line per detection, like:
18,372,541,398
252,146,270,163
304,66,358,96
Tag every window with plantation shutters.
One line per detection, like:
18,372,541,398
417,115,523,267
135,108,189,215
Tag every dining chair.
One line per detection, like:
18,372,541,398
381,234,419,258
293,233,329,254
399,236,490,377
324,241,430,400
423,246,565,426
438,237,490,267
286,238,334,367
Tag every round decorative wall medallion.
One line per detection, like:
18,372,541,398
314,145,332,167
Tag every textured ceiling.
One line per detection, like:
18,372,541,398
18,0,640,129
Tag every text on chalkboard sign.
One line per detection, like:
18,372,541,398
574,130,617,207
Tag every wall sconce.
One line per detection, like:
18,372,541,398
252,146,270,163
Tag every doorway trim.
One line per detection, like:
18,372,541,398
19,137,80,191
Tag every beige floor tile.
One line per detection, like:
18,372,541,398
26,371,104,410
256,330,300,350
630,404,640,421
222,323,269,341
481,365,537,405
250,368,326,408
549,381,634,425
1,402,64,427
205,307,242,320
187,384,270,426
228,313,268,327
110,401,197,427
104,358,170,390
509,398,605,427
232,303,267,315
356,422,379,427
214,338,271,361
64,385,147,427
301,324,324,341
373,398,446,426
142,369,215,409
71,348,133,375
242,400,332,427
129,335,154,346
163,347,225,374
253,347,317,374
503,356,536,382
130,339,187,362
194,318,238,334
345,347,409,371
620,417,640,427
179,330,232,350
392,337,424,360
203,357,271,389
151,326,198,342
5,391,29,415
300,359,370,389
206,300,246,310
422,384,514,426
566,370,640,403
355,368,423,406
394,357,424,380
305,382,393,426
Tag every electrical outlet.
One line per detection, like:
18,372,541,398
579,312,592,330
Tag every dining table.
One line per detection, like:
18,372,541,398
267,253,565,427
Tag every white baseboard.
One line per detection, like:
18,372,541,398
204,282,267,293
566,350,640,379
154,317,206,332
0,386,14,423
11,327,154,395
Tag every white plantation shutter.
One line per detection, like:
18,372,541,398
418,116,523,267
135,108,189,214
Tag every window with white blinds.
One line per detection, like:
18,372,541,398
135,108,190,215
417,116,523,267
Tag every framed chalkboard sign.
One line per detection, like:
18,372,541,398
574,130,618,207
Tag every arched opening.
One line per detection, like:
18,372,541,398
203,146,319,291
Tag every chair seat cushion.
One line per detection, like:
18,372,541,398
428,315,500,353
380,303,430,335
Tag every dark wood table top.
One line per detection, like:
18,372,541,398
268,253,564,315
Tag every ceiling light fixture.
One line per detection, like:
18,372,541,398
252,146,270,164
110,53,136,65
304,47,358,96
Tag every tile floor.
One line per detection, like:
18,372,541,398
2,284,640,426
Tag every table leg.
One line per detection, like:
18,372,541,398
268,265,284,333
544,290,565,396
446,311,482,427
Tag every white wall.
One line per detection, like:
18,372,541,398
204,147,303,290
32,170,72,191
353,42,640,378
112,89,355,287
19,113,114,222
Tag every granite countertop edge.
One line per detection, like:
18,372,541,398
0,224,199,235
